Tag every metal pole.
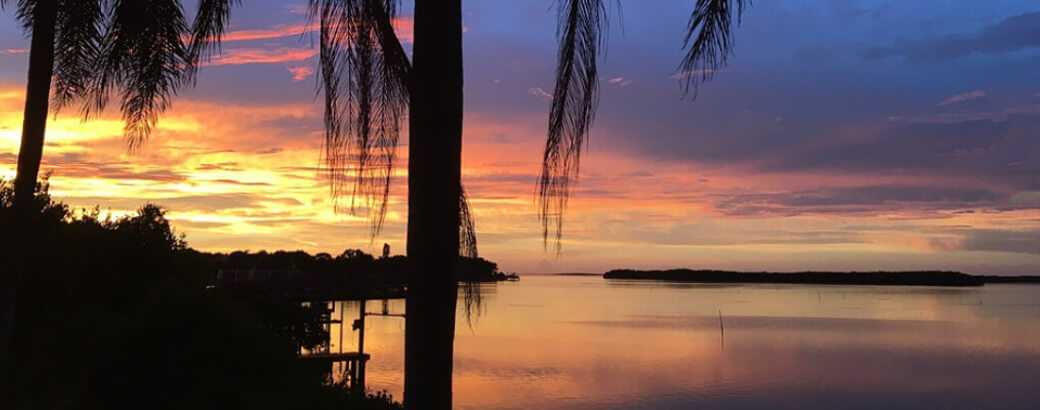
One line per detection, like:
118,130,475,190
339,301,344,353
358,299,366,392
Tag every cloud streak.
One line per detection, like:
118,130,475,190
287,65,314,81
863,11,1040,61
220,18,415,44
206,47,318,66
938,90,986,107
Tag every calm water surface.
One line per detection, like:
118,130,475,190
329,275,1040,409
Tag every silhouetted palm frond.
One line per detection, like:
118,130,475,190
459,186,477,259
186,0,240,80
459,184,483,322
539,0,609,252
87,0,191,148
52,0,103,111
680,0,748,95
4,0,233,147
309,0,409,235
540,0,747,250
0,0,38,31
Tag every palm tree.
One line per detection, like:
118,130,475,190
5,0,223,211
1,0,242,374
200,1,748,408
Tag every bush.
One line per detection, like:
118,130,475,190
3,180,402,409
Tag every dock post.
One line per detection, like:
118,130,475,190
357,299,366,393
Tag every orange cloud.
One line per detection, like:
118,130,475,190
206,47,318,66
223,23,315,42
220,18,415,44
204,17,416,67
2,78,1039,275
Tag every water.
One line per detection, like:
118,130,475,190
328,275,1040,409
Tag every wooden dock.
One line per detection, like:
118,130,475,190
301,351,370,390
297,298,406,393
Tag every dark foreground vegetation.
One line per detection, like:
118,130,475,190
603,269,1040,287
0,180,413,409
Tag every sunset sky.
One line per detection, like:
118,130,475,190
1,0,1038,274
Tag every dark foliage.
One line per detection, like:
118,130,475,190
1,180,402,410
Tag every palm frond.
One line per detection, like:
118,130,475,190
459,185,477,258
459,184,483,323
310,0,409,236
89,0,191,148
2,0,39,31
538,0,609,251
679,0,747,96
539,0,748,251
186,0,239,80
51,0,103,112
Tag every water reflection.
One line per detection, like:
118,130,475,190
329,276,1040,409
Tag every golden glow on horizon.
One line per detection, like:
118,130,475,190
0,81,1038,274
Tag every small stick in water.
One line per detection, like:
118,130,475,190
718,309,725,349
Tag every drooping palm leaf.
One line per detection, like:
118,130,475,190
539,0,608,251
52,0,103,111
186,0,239,80
309,0,408,235
4,0,236,146
1,0,38,32
309,0,479,256
679,0,748,95
459,185,477,259
89,0,192,148
539,0,747,250
460,184,483,320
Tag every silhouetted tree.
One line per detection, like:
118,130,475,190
1,0,249,384
3,0,229,212
193,1,748,408
0,181,406,409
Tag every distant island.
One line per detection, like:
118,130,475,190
604,269,1040,287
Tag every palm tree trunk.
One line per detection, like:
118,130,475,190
404,0,464,409
13,0,57,211
4,0,57,386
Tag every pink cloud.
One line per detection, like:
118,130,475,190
223,23,315,42
206,47,317,66
220,18,415,44
199,17,417,68
287,65,315,81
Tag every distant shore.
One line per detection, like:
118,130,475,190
603,269,1040,287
